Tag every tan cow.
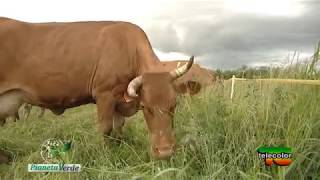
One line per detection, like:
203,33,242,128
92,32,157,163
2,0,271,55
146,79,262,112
161,61,215,95
0,17,195,160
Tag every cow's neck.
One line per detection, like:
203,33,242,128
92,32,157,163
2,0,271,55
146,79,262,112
137,54,162,75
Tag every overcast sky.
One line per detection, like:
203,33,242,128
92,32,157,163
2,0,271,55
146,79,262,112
1,0,319,69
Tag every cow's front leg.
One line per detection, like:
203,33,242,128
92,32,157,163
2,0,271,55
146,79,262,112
13,112,19,122
96,92,116,139
112,113,125,140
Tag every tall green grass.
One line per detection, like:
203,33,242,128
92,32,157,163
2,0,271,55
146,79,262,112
0,79,319,179
273,42,320,80
217,42,320,80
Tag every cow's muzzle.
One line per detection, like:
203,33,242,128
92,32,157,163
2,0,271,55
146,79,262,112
152,144,176,160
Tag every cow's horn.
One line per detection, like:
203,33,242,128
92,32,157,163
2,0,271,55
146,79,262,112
127,76,143,97
170,56,194,79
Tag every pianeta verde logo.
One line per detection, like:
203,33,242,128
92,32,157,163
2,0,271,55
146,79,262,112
257,146,292,166
28,138,80,173
40,138,72,164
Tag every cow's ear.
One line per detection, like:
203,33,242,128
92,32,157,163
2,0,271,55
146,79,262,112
186,81,201,95
173,82,188,94
123,92,135,102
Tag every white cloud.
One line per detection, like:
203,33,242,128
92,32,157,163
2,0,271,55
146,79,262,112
0,0,159,24
223,0,305,17
153,48,190,61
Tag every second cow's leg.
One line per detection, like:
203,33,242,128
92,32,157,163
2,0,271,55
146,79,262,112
13,112,20,122
0,118,5,126
96,92,116,140
23,104,32,120
38,107,45,118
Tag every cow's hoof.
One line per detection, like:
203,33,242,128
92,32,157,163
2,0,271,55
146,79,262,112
0,150,11,164
112,137,123,145
113,130,124,142
103,136,122,146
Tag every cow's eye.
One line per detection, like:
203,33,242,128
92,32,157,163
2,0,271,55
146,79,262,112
170,106,175,113
170,103,176,112
146,108,153,115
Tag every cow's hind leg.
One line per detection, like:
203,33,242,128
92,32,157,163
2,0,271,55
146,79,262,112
0,90,25,125
0,149,10,164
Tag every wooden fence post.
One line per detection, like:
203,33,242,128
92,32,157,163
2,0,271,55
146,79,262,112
230,75,235,100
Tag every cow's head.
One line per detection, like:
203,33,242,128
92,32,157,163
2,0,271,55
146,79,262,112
127,56,194,159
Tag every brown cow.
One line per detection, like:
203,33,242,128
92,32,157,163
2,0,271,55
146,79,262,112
0,17,195,160
19,61,215,119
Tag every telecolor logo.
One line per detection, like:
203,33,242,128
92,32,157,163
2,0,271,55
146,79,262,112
257,146,292,166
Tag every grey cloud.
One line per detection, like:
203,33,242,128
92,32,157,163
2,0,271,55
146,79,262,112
144,1,320,69
147,23,181,52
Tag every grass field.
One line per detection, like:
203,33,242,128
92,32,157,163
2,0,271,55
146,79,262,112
0,80,319,179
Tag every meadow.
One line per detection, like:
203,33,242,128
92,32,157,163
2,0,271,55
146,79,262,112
0,76,319,179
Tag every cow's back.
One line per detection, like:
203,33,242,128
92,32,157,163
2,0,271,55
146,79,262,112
0,18,122,107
